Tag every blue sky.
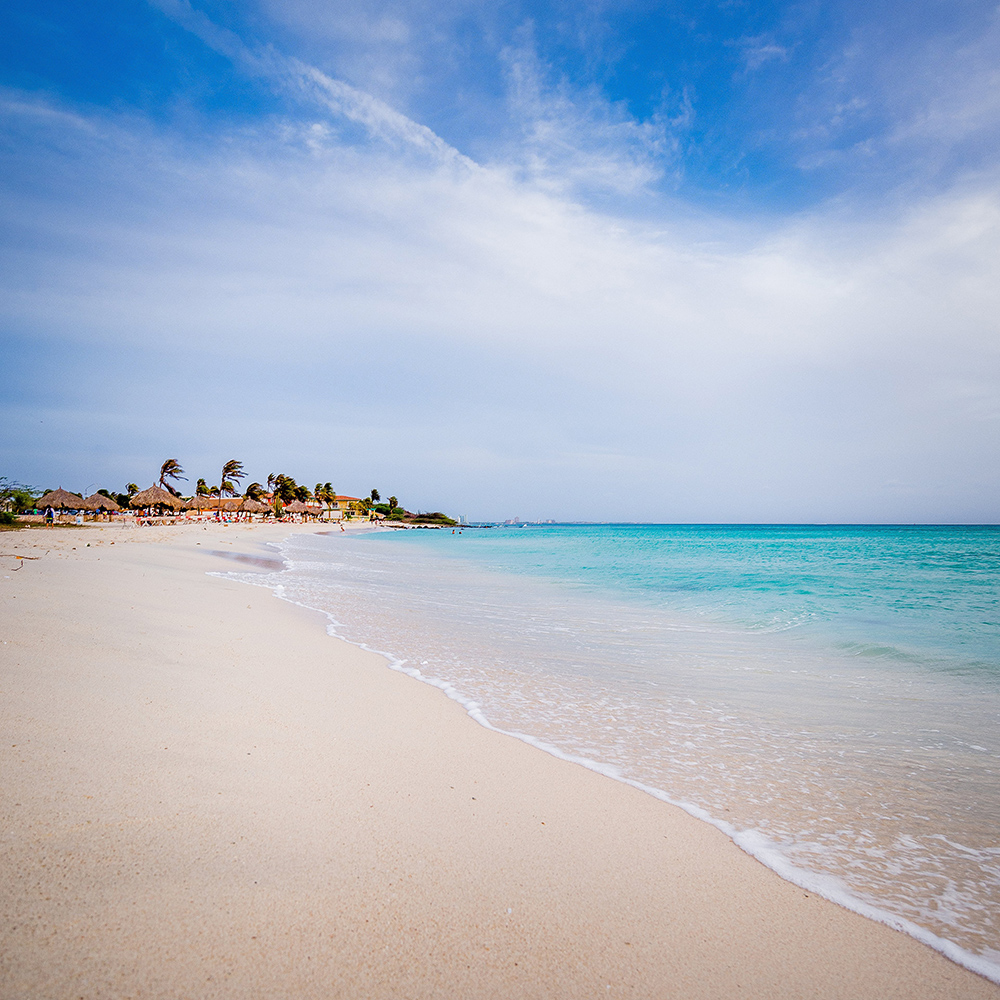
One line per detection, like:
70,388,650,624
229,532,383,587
1,0,998,520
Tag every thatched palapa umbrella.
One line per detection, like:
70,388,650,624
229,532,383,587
182,495,215,511
183,495,263,515
282,500,312,515
37,488,88,511
130,485,184,511
84,493,121,512
240,499,270,514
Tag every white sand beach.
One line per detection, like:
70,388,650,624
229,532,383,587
1,522,996,999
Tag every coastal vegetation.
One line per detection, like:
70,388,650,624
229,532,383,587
402,511,458,526
0,476,36,512
0,462,456,525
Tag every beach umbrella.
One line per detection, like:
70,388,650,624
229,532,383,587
129,485,184,510
75,495,103,511
282,500,312,513
240,499,270,513
182,495,214,510
36,488,87,511
84,493,121,512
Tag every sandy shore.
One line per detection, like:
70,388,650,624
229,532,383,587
1,521,996,999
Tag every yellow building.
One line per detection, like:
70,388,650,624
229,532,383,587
325,495,365,520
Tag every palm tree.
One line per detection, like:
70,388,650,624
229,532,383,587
267,473,298,513
158,459,187,493
196,478,211,496
370,488,380,503
126,483,139,497
310,483,335,516
388,496,398,511
217,459,245,517
245,482,265,502
220,460,245,495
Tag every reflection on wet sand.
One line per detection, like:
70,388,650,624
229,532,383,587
206,549,285,571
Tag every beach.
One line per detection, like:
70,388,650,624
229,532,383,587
1,522,996,999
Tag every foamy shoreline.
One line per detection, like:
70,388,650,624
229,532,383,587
1,521,996,998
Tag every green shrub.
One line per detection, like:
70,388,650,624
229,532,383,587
409,512,457,526
0,511,18,525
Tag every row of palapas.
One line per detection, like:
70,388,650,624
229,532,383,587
31,459,384,519
30,486,351,517
31,485,375,518
18,461,458,523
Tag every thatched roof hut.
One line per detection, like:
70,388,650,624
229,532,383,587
282,500,313,514
37,488,87,511
240,499,271,514
85,493,121,512
181,495,267,514
181,495,215,510
130,485,184,510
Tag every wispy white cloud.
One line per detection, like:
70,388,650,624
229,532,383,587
790,5,1000,186
885,14,1000,151
288,61,474,165
152,0,683,198
149,0,472,166
144,0,1000,210
2,72,998,520
0,94,96,132
734,35,789,72
496,34,680,197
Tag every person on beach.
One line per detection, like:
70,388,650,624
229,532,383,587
44,506,54,525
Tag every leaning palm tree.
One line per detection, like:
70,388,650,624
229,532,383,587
217,459,245,517
158,459,187,493
221,460,245,491
244,482,265,502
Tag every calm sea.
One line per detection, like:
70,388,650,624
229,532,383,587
228,524,1000,980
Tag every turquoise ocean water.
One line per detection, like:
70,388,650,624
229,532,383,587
230,524,1000,980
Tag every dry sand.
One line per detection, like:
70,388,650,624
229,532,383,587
1,521,997,999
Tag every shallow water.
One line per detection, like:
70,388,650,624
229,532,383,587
226,524,1000,980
